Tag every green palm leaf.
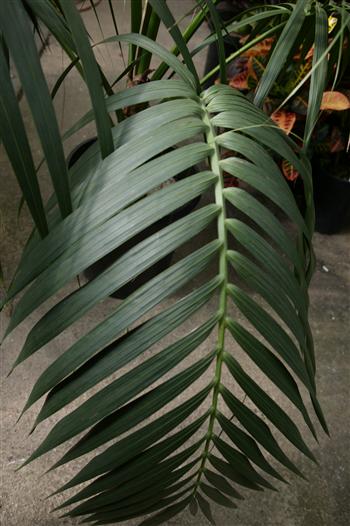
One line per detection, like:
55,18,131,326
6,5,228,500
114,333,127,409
2,14,328,526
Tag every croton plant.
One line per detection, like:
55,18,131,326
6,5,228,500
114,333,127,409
225,18,350,182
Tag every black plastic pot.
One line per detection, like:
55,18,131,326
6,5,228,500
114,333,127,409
67,139,200,298
66,136,97,167
312,161,350,235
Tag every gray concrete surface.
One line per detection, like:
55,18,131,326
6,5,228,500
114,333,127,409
0,1,349,525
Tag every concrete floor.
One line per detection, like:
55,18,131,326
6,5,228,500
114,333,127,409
0,1,349,525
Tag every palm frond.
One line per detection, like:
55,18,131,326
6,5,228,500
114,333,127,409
1,6,332,526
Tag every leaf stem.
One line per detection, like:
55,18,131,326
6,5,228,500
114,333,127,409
193,98,228,493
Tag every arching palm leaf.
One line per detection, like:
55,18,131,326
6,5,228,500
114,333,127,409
1,12,329,526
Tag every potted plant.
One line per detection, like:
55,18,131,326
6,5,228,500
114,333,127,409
0,1,348,524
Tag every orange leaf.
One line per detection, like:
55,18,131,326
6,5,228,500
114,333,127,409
282,160,299,181
321,91,350,110
271,111,296,135
305,46,314,60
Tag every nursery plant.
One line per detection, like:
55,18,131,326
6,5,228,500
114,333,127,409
0,0,349,524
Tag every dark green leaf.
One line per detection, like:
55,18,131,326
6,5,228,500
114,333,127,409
227,284,312,391
209,454,263,491
138,495,192,526
0,0,72,218
226,319,317,439
36,276,221,424
213,436,276,491
59,445,200,511
149,0,199,88
196,493,216,525
0,46,48,237
58,412,208,506
101,33,197,89
200,481,236,508
254,0,307,106
60,0,113,158
216,411,285,483
204,469,243,499
25,318,217,462
220,386,305,478
304,5,328,146
223,354,317,463
53,353,215,469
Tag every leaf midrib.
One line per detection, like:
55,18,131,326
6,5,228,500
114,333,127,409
193,96,229,495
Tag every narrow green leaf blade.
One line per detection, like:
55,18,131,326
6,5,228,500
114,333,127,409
209,454,262,491
60,0,113,158
26,318,217,462
58,439,202,510
223,354,317,462
18,204,219,367
227,284,312,390
227,250,307,348
200,482,236,508
0,0,72,218
216,411,285,483
223,187,303,276
63,79,198,141
303,5,328,146
149,0,199,88
53,353,216,468
213,436,276,491
9,168,216,340
138,495,192,526
57,404,209,496
204,469,243,499
226,319,317,439
36,276,221,424
7,138,210,304
196,493,216,525
0,47,48,237
254,0,307,106
101,33,197,89
220,386,304,478
226,220,307,318
19,240,220,415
